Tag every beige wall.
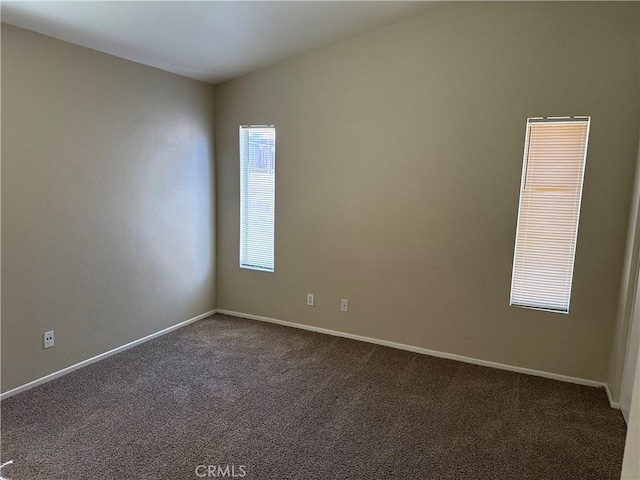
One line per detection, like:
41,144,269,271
609,137,640,404
608,0,640,405
1,25,216,393
2,3,638,396
215,2,640,382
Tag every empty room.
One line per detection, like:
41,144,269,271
1,1,639,479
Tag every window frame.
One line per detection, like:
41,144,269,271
509,116,591,314
239,124,276,273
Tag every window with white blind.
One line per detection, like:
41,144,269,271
239,125,276,272
510,117,590,314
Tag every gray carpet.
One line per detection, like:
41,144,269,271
0,314,627,479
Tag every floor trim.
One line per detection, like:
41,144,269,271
216,309,611,391
605,383,621,409
3,308,619,410
0,309,217,401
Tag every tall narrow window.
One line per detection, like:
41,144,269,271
510,117,590,313
239,125,276,272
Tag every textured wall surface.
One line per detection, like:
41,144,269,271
621,348,640,478
1,25,216,392
215,2,640,382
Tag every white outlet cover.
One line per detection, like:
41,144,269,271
307,293,314,306
341,299,348,312
44,330,54,348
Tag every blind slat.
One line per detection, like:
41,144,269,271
510,118,590,313
240,126,276,272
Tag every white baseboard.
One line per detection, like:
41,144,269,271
605,383,621,409
0,309,217,401
3,307,619,410
216,309,609,391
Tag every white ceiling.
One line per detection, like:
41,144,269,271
1,1,439,84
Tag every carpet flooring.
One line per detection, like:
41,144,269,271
0,314,627,479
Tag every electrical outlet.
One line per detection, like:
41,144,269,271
306,293,314,306
341,299,348,312
44,330,54,349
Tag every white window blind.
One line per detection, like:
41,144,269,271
239,125,275,272
510,117,590,314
